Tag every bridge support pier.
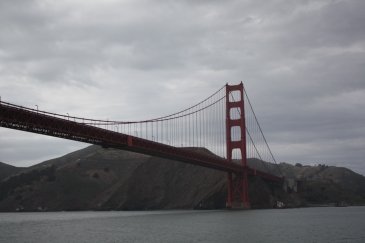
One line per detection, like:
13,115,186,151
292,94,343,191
225,82,250,209
226,171,250,209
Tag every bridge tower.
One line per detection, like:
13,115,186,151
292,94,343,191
225,82,250,209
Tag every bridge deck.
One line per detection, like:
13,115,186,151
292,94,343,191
0,102,282,182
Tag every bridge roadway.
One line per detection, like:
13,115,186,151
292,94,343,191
0,101,281,182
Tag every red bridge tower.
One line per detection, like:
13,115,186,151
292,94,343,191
226,82,250,209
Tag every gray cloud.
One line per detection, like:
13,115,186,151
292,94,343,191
0,0,364,175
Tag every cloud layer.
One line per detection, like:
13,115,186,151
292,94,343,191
1,0,364,174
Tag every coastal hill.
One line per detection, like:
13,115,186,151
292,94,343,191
0,162,22,181
0,145,364,211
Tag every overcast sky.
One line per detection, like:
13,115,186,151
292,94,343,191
1,0,364,175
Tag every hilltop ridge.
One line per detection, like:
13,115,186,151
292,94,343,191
0,162,23,181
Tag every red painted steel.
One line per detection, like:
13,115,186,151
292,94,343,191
225,82,250,209
0,102,244,173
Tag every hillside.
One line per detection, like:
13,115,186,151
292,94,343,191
279,163,365,205
0,162,23,181
0,146,227,211
0,145,364,211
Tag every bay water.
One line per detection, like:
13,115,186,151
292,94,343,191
0,206,364,242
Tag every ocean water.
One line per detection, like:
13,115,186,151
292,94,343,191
0,207,364,242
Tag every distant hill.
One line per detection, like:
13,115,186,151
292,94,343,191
0,162,23,181
0,146,228,211
0,145,364,211
279,163,365,205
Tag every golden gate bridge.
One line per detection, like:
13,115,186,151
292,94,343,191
0,82,283,209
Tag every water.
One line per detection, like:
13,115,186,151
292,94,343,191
0,207,364,242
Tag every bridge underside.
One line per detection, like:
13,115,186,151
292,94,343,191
0,102,282,189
